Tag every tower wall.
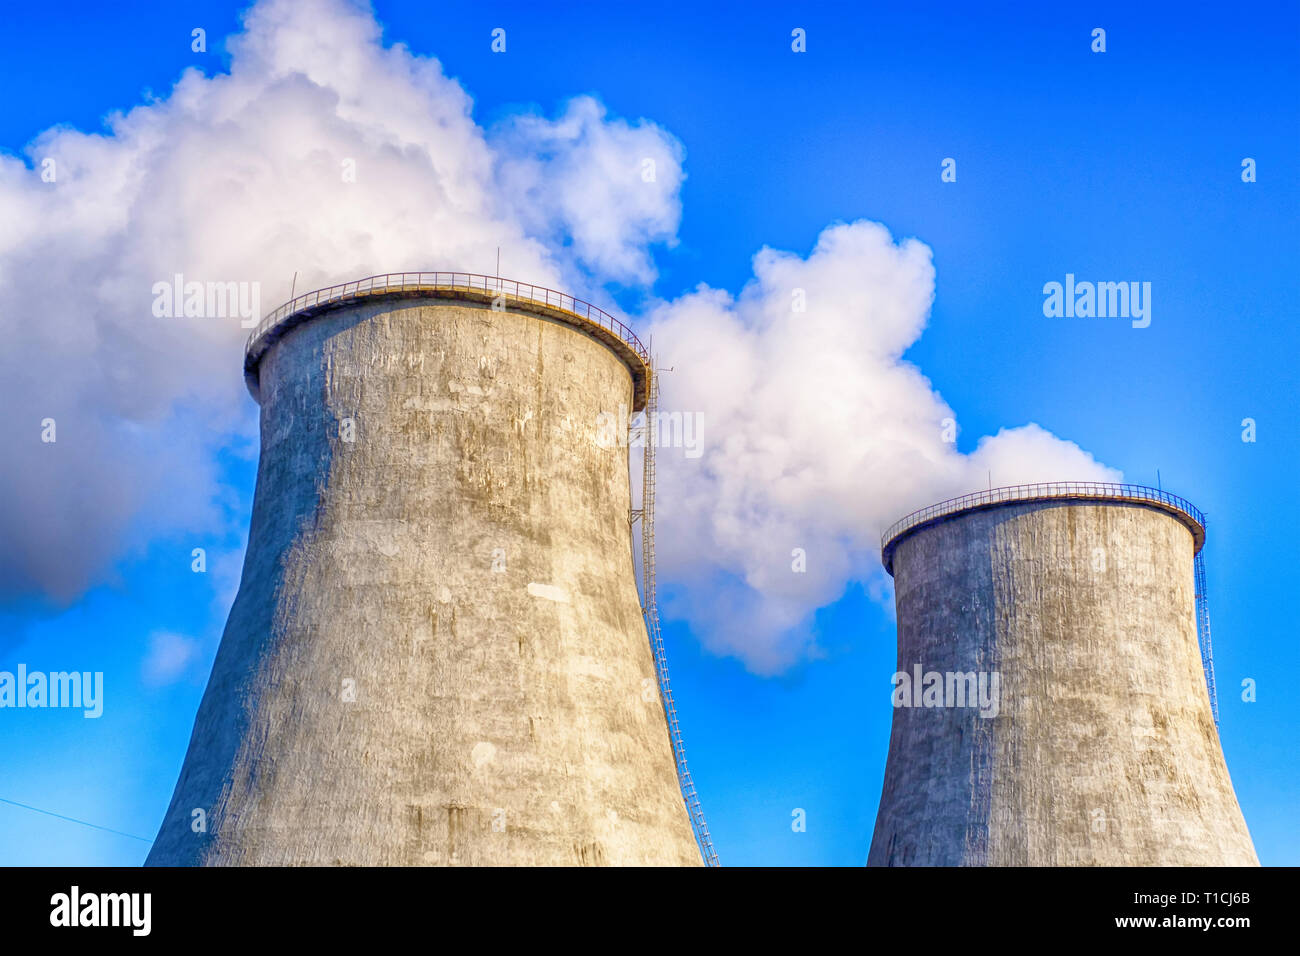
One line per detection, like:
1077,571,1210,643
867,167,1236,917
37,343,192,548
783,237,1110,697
868,498,1257,866
147,294,700,866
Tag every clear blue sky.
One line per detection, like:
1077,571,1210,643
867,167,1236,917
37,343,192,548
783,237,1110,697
1,0,1296,865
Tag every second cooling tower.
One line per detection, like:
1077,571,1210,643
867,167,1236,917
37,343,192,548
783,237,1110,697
147,274,702,866
868,484,1257,866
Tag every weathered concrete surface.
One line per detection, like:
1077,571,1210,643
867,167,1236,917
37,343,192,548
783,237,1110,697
868,500,1258,866
147,298,701,866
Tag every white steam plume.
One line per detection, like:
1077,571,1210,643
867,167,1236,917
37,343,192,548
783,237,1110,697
647,221,1120,673
0,0,684,600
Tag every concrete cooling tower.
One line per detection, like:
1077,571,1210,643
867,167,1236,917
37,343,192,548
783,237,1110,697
868,482,1258,866
147,273,706,866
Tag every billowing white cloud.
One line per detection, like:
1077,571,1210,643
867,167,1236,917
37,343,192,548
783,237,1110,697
646,221,1120,674
0,0,683,600
493,97,685,285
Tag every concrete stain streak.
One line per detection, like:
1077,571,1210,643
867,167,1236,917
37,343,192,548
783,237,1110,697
526,582,571,603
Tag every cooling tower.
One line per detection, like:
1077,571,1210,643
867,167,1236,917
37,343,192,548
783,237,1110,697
147,273,702,866
868,483,1258,866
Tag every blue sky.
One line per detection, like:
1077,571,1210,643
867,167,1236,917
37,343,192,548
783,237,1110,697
0,0,1296,866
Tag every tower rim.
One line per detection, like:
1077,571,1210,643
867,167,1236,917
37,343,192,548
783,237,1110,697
242,272,651,410
880,481,1206,575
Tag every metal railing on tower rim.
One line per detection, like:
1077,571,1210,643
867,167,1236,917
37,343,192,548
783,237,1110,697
881,481,1206,574
244,272,650,367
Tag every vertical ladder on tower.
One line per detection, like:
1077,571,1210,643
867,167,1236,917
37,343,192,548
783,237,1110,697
1193,549,1220,729
633,366,720,867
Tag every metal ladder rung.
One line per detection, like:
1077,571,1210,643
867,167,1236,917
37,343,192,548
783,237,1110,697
639,367,719,867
